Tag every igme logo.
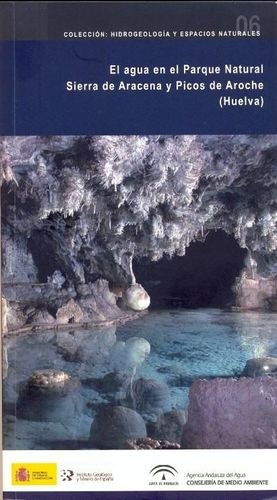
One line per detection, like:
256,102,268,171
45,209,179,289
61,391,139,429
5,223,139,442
60,469,74,481
149,465,179,486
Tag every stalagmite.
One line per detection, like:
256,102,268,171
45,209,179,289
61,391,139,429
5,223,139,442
123,253,150,311
123,284,150,311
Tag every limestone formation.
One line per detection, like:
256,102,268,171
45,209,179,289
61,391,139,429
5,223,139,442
123,284,150,311
97,372,130,393
27,370,73,393
6,303,27,331
125,437,180,449
181,376,277,448
154,409,188,443
241,357,277,377
2,135,276,314
89,405,147,449
56,298,84,324
234,272,277,310
27,308,55,325
126,377,171,416
16,370,82,422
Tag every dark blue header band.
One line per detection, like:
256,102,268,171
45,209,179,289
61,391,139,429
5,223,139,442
0,2,276,41
0,39,276,135
3,492,277,500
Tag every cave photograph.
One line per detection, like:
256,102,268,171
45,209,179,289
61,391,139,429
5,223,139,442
1,134,277,450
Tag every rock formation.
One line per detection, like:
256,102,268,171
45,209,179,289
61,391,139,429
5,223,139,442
89,405,147,449
126,377,171,417
153,409,188,443
16,370,82,422
241,357,277,377
56,298,84,324
123,283,150,311
181,376,277,448
234,272,277,311
1,134,276,323
125,437,180,449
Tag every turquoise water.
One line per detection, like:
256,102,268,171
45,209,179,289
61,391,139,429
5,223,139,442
3,309,277,449
117,309,277,407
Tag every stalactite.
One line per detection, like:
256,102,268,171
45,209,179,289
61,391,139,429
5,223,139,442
0,134,276,286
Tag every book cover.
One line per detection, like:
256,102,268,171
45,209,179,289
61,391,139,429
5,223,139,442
1,1,277,499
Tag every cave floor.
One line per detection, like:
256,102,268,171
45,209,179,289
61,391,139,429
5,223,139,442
3,308,277,450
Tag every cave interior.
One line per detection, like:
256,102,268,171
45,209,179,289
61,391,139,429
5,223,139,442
133,230,247,309
26,225,247,310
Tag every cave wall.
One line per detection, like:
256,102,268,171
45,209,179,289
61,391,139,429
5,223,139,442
234,272,277,311
1,135,276,309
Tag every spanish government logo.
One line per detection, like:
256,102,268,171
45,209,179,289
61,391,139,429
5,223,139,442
12,463,57,486
15,467,30,482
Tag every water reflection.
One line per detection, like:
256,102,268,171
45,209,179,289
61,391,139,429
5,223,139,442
3,309,277,449
110,337,151,373
228,311,275,359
